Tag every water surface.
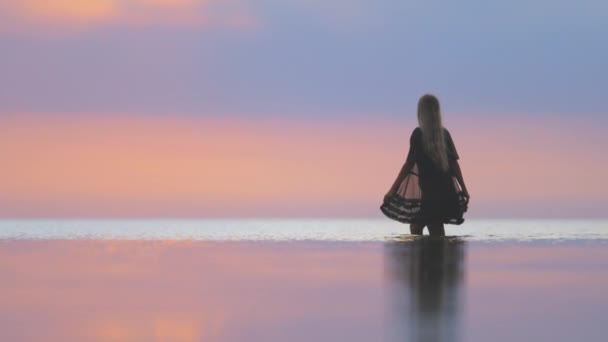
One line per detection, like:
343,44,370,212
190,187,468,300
1,220,607,341
1,219,607,242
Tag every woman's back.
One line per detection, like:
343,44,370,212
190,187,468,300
407,127,459,180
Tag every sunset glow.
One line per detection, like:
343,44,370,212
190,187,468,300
1,114,605,218
1,0,606,218
0,0,258,29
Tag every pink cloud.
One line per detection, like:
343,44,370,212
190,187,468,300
0,0,260,31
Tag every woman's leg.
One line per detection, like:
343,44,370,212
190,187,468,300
410,223,425,235
427,220,445,237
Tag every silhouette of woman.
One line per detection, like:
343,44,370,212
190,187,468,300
380,94,469,236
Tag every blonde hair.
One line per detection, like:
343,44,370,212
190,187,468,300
417,94,449,171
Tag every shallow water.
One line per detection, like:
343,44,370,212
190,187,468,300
1,219,607,242
1,220,607,341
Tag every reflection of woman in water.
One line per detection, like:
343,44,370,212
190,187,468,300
384,238,466,342
380,94,470,236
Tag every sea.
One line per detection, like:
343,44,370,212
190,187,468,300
1,219,607,342
1,218,606,242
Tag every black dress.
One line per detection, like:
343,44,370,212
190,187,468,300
380,127,468,225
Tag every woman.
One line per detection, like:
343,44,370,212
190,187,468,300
380,94,470,236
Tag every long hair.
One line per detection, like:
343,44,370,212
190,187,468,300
417,94,449,171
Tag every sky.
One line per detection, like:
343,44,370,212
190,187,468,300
1,0,607,218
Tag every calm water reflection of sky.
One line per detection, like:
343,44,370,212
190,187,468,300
1,235,607,341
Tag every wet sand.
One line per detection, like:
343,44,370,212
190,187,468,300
0,238,607,341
